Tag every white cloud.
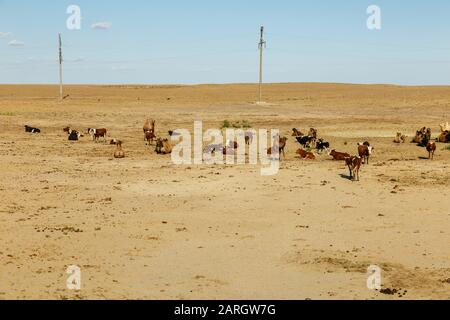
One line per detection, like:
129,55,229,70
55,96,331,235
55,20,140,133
0,32,12,38
8,40,25,47
91,22,112,30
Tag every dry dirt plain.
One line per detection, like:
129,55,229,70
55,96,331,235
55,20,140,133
0,83,449,300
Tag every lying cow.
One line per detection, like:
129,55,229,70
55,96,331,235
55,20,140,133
114,142,125,159
68,131,81,141
440,122,450,133
296,149,315,160
65,127,83,141
155,138,172,155
413,128,432,147
437,131,450,143
345,156,363,181
393,132,407,144
110,139,122,145
204,144,223,156
25,125,41,134
329,150,350,161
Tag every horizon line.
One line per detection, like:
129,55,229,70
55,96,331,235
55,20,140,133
1,82,450,87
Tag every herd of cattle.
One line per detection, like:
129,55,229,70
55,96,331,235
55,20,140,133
22,120,450,181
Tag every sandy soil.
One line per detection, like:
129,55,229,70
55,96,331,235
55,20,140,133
0,83,449,300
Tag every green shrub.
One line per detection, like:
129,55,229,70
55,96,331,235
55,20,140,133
221,120,252,129
221,120,231,129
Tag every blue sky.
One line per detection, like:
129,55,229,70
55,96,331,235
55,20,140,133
1,0,450,84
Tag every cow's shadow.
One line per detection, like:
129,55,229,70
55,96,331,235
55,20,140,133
418,156,429,160
339,174,352,181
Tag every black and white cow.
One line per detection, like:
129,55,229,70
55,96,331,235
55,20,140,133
25,125,41,134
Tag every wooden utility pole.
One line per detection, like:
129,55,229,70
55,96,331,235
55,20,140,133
58,33,63,100
258,26,266,103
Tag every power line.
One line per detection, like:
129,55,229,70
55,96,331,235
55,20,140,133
59,33,63,100
258,26,266,103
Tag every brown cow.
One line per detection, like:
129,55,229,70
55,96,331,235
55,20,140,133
267,137,288,160
426,142,437,160
329,150,350,161
143,119,155,133
223,140,239,156
145,130,157,145
309,128,318,147
296,149,315,160
292,128,304,137
155,138,172,155
358,143,374,165
245,132,254,145
345,156,362,181
88,128,107,143
437,131,450,143
440,122,450,133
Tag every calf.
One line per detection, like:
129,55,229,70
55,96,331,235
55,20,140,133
358,144,374,165
316,139,330,153
426,142,437,160
296,149,315,160
329,150,350,161
345,156,362,181
145,130,156,145
25,125,41,134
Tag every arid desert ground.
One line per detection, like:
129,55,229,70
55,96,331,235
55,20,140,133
0,83,449,300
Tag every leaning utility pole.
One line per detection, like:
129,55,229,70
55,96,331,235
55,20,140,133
258,26,266,103
58,33,63,100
